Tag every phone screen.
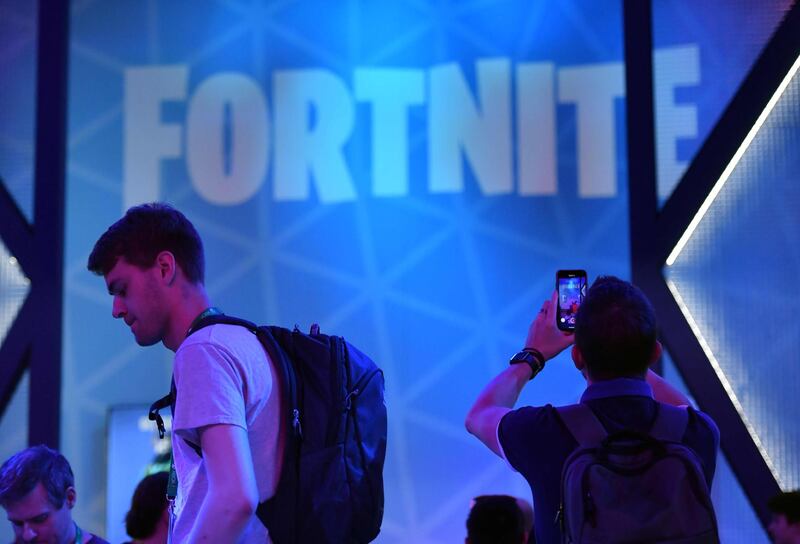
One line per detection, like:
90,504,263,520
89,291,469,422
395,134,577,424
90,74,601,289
557,271,587,331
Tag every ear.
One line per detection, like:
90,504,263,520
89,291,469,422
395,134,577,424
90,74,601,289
160,504,170,527
649,340,663,367
65,486,76,509
154,251,178,284
572,345,590,381
571,345,585,372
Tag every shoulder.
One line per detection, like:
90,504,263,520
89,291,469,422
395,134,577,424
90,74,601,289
676,405,720,485
176,324,267,367
685,406,720,444
502,404,558,423
180,323,260,350
499,404,567,442
87,536,111,544
686,406,719,435
499,404,580,475
173,324,273,395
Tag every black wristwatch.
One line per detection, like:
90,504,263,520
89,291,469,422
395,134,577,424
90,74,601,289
509,348,546,380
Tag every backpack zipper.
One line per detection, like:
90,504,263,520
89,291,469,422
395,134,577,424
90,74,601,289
344,368,382,411
584,491,597,528
292,408,303,439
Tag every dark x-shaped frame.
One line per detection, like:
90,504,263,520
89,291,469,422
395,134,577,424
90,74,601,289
624,0,799,528
0,1,69,448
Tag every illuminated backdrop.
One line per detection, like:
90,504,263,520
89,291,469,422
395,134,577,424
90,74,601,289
64,3,633,541
0,1,795,542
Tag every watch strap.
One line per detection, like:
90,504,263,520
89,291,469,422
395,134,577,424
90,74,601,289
510,348,546,380
523,347,546,369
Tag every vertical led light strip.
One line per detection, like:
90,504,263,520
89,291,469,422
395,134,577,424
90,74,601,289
666,53,800,267
666,280,784,487
663,55,800,489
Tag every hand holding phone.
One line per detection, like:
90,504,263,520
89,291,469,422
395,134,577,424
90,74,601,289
556,270,587,331
524,290,575,360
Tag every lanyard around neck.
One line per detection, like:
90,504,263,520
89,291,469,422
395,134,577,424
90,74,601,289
169,306,221,501
74,523,83,543
185,307,222,337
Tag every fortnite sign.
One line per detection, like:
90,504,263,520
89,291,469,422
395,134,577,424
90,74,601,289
123,46,699,208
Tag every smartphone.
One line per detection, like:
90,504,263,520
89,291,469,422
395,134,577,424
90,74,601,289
556,270,587,331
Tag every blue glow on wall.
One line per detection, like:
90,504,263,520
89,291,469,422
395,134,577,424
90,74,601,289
667,54,800,491
14,1,782,541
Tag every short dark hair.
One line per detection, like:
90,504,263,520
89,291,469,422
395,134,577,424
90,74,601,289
768,491,800,524
466,495,525,544
87,202,205,284
575,276,657,380
0,445,75,509
125,471,169,538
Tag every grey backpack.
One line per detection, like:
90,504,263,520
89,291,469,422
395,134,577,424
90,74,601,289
555,403,719,543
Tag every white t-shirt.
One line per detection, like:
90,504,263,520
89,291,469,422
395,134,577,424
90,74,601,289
171,323,282,543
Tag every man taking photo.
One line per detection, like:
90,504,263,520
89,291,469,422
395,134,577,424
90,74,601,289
466,275,720,543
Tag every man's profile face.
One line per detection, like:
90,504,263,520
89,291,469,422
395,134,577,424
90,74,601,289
105,257,167,347
4,482,74,544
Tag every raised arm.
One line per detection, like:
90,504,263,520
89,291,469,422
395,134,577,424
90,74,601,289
465,364,534,457
466,291,574,457
646,367,692,407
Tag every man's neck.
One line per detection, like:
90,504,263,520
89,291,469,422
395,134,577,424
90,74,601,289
69,522,81,544
585,372,647,386
163,286,211,352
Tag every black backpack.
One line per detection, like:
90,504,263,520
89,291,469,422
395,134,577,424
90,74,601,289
555,403,718,544
160,314,387,544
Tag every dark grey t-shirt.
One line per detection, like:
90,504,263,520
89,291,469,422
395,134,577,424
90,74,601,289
498,378,720,544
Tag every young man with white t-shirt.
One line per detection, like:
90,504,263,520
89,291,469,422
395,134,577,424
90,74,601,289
88,203,283,543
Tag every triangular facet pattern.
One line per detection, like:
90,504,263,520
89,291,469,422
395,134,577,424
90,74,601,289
667,56,800,489
0,238,30,344
661,350,769,543
652,1,795,204
0,1,38,221
0,370,29,543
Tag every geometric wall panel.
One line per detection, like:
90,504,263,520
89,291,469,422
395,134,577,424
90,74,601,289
0,239,29,345
0,0,790,540
661,351,769,543
0,370,29,543
0,0,38,221
666,54,800,490
62,2,634,539
652,0,795,204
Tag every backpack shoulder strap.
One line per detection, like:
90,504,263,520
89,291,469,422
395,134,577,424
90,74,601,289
556,403,608,447
190,313,259,334
188,315,295,413
649,403,690,442
185,314,302,533
190,315,299,431
181,313,299,451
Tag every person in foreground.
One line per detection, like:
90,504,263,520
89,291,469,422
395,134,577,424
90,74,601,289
87,203,282,543
0,445,110,544
465,275,720,543
465,494,533,544
768,490,800,544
